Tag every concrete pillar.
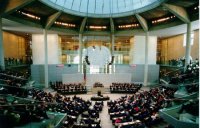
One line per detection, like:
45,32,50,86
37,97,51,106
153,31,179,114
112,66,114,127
184,22,191,69
32,34,60,64
0,18,5,70
111,34,115,54
79,34,83,73
44,29,48,88
144,32,149,86
111,34,115,73
130,36,157,64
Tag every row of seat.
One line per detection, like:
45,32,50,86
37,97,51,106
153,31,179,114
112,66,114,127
110,83,142,93
168,61,199,84
107,86,176,128
0,85,93,128
50,81,87,94
78,101,103,128
0,70,28,87
93,82,104,88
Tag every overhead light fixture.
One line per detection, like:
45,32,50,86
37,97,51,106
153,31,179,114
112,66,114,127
152,15,175,24
118,23,139,28
194,6,199,10
88,26,107,29
17,10,40,20
55,21,76,27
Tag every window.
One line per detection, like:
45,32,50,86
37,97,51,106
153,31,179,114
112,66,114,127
183,31,194,47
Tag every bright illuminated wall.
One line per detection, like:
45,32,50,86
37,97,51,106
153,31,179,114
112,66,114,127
160,30,199,62
130,36,157,64
32,34,61,64
3,32,26,59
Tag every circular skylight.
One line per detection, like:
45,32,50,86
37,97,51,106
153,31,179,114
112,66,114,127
42,0,165,18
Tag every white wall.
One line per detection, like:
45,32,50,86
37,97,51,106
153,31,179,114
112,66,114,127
32,34,61,64
31,64,159,86
130,36,157,64
148,36,157,64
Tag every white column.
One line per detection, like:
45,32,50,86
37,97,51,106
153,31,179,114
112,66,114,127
32,34,60,64
111,34,115,54
0,18,5,70
144,32,149,86
184,22,191,69
131,36,157,64
111,34,115,73
44,29,48,88
79,34,83,73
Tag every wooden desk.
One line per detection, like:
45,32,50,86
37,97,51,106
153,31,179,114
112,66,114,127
91,87,105,94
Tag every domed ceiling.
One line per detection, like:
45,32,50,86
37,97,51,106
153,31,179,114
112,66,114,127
0,0,199,35
43,0,165,18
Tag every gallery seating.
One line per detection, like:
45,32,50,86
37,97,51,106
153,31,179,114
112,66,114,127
168,61,199,85
0,70,28,87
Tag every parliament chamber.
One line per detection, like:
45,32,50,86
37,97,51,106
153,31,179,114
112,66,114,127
0,0,199,128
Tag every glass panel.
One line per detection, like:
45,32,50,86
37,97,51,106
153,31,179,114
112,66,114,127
103,0,110,14
72,0,81,11
56,0,65,5
60,35,133,65
45,0,161,16
80,0,88,13
49,0,57,3
95,0,104,14
88,0,95,14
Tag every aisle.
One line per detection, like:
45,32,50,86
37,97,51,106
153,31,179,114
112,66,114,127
99,101,114,128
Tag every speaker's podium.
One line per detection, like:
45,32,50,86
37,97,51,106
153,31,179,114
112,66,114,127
91,82,109,101
91,82,105,94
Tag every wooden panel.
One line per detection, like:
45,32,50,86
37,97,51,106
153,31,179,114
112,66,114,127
160,30,199,62
3,31,26,59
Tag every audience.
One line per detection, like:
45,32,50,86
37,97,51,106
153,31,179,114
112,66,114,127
168,60,199,85
0,70,28,87
4,57,32,66
168,58,185,67
107,86,176,128
110,83,142,93
0,87,93,127
0,70,30,97
185,83,198,93
50,81,87,94
0,66,198,128
178,99,199,116
93,82,104,88
0,99,49,127
75,101,103,128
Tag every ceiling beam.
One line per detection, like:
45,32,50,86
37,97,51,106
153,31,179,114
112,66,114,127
83,31,110,36
5,15,43,28
0,0,36,16
79,17,87,34
162,3,190,23
50,27,79,35
45,11,62,29
135,14,148,32
110,18,115,34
